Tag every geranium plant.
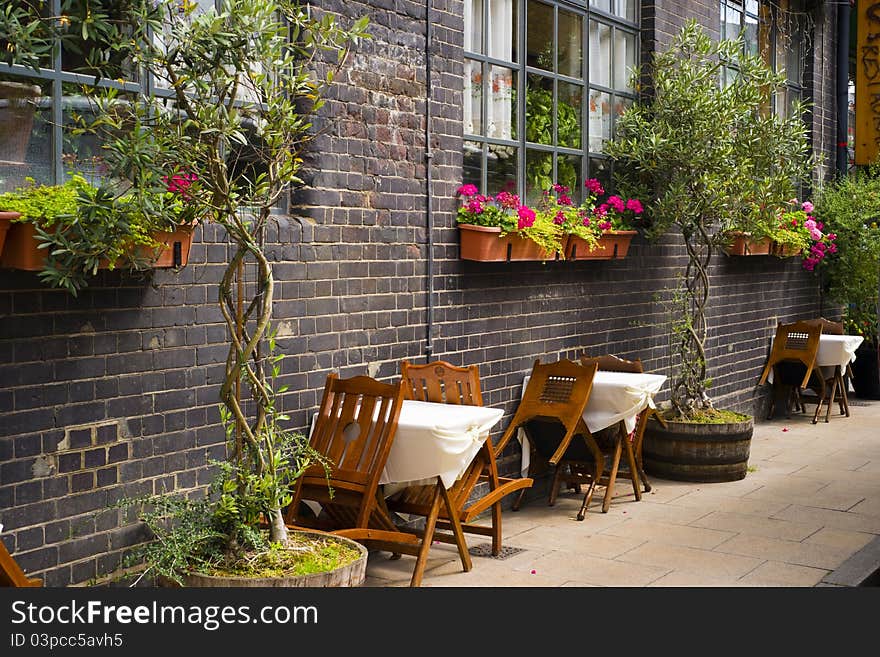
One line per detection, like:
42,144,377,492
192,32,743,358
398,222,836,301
455,184,563,255
766,199,837,270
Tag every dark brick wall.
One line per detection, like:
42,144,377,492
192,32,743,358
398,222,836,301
0,0,838,585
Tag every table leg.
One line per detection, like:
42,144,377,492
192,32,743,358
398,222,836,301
601,434,623,514
410,485,442,587
439,479,472,573
622,429,643,502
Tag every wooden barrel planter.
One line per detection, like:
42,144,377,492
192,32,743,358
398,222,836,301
167,531,368,588
642,416,753,483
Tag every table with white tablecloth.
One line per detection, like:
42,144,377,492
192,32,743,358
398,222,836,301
767,333,864,383
517,370,667,477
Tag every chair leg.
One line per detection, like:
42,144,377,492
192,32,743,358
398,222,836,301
576,480,596,521
548,465,564,506
512,487,526,511
825,377,838,423
624,438,642,502
601,438,623,513
490,501,502,555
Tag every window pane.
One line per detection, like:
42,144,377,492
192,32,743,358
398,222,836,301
464,60,483,135
486,144,518,195
556,154,582,201
62,93,114,186
525,149,553,202
558,9,583,80
743,12,758,55
614,30,637,91
463,140,483,190
589,21,611,88
60,2,138,81
725,5,742,42
525,74,553,145
488,66,516,140
527,0,554,72
0,77,52,191
557,81,582,149
588,156,611,194
611,0,635,21
613,96,632,137
466,0,484,54
588,90,611,152
489,0,517,63
590,0,612,13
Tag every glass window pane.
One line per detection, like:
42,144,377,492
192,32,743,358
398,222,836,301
525,149,553,202
527,0,554,72
486,144,518,196
588,89,611,152
62,93,113,186
611,0,635,21
556,154,582,201
557,81,582,149
489,0,517,63
588,156,611,194
0,77,52,191
590,0,612,13
743,12,758,55
526,74,553,145
589,21,612,88
488,66,516,140
745,0,759,15
464,60,483,136
465,0,484,54
463,140,483,190
725,5,742,42
614,31,637,91
60,3,138,81
613,96,632,138
558,10,583,80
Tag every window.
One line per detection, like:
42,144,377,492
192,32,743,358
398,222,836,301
0,0,221,194
463,0,638,203
720,0,807,117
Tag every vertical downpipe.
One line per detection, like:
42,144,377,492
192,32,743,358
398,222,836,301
424,0,435,363
836,0,851,177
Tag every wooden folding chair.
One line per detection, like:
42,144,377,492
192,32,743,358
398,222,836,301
795,317,850,419
574,354,649,512
496,359,601,521
1,539,42,587
284,373,462,587
758,320,825,422
387,360,533,555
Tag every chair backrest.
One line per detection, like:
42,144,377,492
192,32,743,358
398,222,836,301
800,317,844,335
400,360,482,406
1,540,41,587
758,320,823,388
580,354,644,374
288,374,404,529
496,358,599,465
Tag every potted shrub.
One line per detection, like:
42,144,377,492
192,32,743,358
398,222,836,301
604,21,813,481
49,0,371,584
455,184,564,261
815,164,880,399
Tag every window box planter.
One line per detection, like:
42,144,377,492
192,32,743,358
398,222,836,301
458,223,555,262
722,232,772,256
0,221,195,271
565,230,637,260
0,210,17,256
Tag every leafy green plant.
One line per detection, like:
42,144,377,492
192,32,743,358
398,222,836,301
524,84,579,192
605,21,813,420
815,163,880,342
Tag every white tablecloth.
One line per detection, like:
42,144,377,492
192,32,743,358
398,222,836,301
310,400,503,491
767,334,864,383
517,370,667,477
381,400,503,489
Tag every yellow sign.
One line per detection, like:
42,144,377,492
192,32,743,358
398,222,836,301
856,2,880,164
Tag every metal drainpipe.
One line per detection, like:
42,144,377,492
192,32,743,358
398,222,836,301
836,0,851,177
424,0,435,363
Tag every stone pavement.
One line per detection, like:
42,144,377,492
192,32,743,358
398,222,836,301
363,398,880,587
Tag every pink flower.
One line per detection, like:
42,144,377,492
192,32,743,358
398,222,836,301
558,194,573,206
594,204,608,218
607,195,625,213
585,178,604,195
552,183,570,194
465,199,484,214
802,201,814,213
495,191,520,209
598,220,612,231
517,205,535,229
625,198,643,214
457,184,479,197
553,211,566,225
582,217,591,227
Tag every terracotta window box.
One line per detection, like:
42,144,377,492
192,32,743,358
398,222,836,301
0,221,196,271
771,241,803,257
565,230,637,261
722,232,772,256
458,223,557,262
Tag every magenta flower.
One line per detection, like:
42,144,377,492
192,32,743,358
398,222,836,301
457,184,479,197
553,211,566,225
598,220,612,231
801,201,814,213
517,205,536,229
558,194,573,206
552,183,570,194
584,178,604,196
594,204,608,218
625,198,643,214
607,195,625,213
465,199,484,214
495,191,520,209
